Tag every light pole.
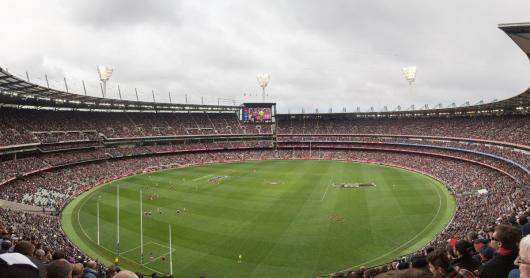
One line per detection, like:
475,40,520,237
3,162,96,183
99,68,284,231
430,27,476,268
97,65,114,98
256,74,270,102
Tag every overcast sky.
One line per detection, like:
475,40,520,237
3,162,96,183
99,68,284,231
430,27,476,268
1,0,529,113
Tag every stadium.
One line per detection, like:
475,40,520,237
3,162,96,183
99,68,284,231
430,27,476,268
0,6,530,278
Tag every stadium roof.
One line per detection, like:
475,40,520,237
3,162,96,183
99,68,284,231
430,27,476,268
499,22,530,61
0,67,240,112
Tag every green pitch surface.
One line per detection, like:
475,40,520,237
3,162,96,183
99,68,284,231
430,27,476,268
62,160,455,277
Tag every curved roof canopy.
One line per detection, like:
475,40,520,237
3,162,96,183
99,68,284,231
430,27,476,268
499,22,530,61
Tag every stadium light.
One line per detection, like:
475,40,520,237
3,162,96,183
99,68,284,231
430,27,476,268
97,65,113,98
402,66,416,84
402,66,416,96
256,74,270,102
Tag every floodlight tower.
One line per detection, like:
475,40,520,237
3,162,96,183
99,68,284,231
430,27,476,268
97,65,114,98
402,66,417,95
256,74,271,102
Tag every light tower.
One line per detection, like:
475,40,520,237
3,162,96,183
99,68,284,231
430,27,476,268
97,65,114,98
256,73,270,102
402,66,416,96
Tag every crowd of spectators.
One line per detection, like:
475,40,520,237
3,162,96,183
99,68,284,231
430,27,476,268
0,141,274,185
0,108,273,147
276,115,530,146
0,157,49,184
277,135,530,168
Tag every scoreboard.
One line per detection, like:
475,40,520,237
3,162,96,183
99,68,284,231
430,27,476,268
242,103,275,123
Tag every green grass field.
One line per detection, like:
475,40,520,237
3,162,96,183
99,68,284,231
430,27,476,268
61,160,455,277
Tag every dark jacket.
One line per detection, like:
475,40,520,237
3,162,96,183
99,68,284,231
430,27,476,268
28,256,47,278
0,253,40,278
453,255,481,273
478,249,517,278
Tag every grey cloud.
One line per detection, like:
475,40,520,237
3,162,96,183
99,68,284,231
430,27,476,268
62,0,181,28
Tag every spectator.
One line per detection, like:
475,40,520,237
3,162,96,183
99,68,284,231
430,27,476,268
35,249,47,263
46,259,72,278
0,240,11,254
71,263,84,278
478,246,494,265
453,240,481,272
479,224,519,278
114,270,139,278
0,252,40,278
14,240,47,278
426,248,475,278
83,260,98,278
509,234,530,278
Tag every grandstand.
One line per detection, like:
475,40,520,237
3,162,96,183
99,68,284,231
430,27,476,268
0,23,529,278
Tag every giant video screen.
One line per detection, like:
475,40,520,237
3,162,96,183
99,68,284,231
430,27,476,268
242,106,272,123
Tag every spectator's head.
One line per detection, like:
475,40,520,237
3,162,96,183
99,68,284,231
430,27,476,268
491,224,519,250
71,263,83,278
479,245,494,262
52,250,66,260
35,249,45,261
473,238,488,253
454,240,473,258
86,260,97,269
518,235,530,278
106,267,117,277
518,214,528,226
426,248,452,278
114,270,139,278
1,240,11,251
14,240,35,256
423,246,434,256
46,258,73,278
523,222,530,237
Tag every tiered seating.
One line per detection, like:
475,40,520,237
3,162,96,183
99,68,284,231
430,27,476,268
276,115,530,146
0,108,271,147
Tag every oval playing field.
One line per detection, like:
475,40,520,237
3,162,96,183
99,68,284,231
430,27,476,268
62,160,455,277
